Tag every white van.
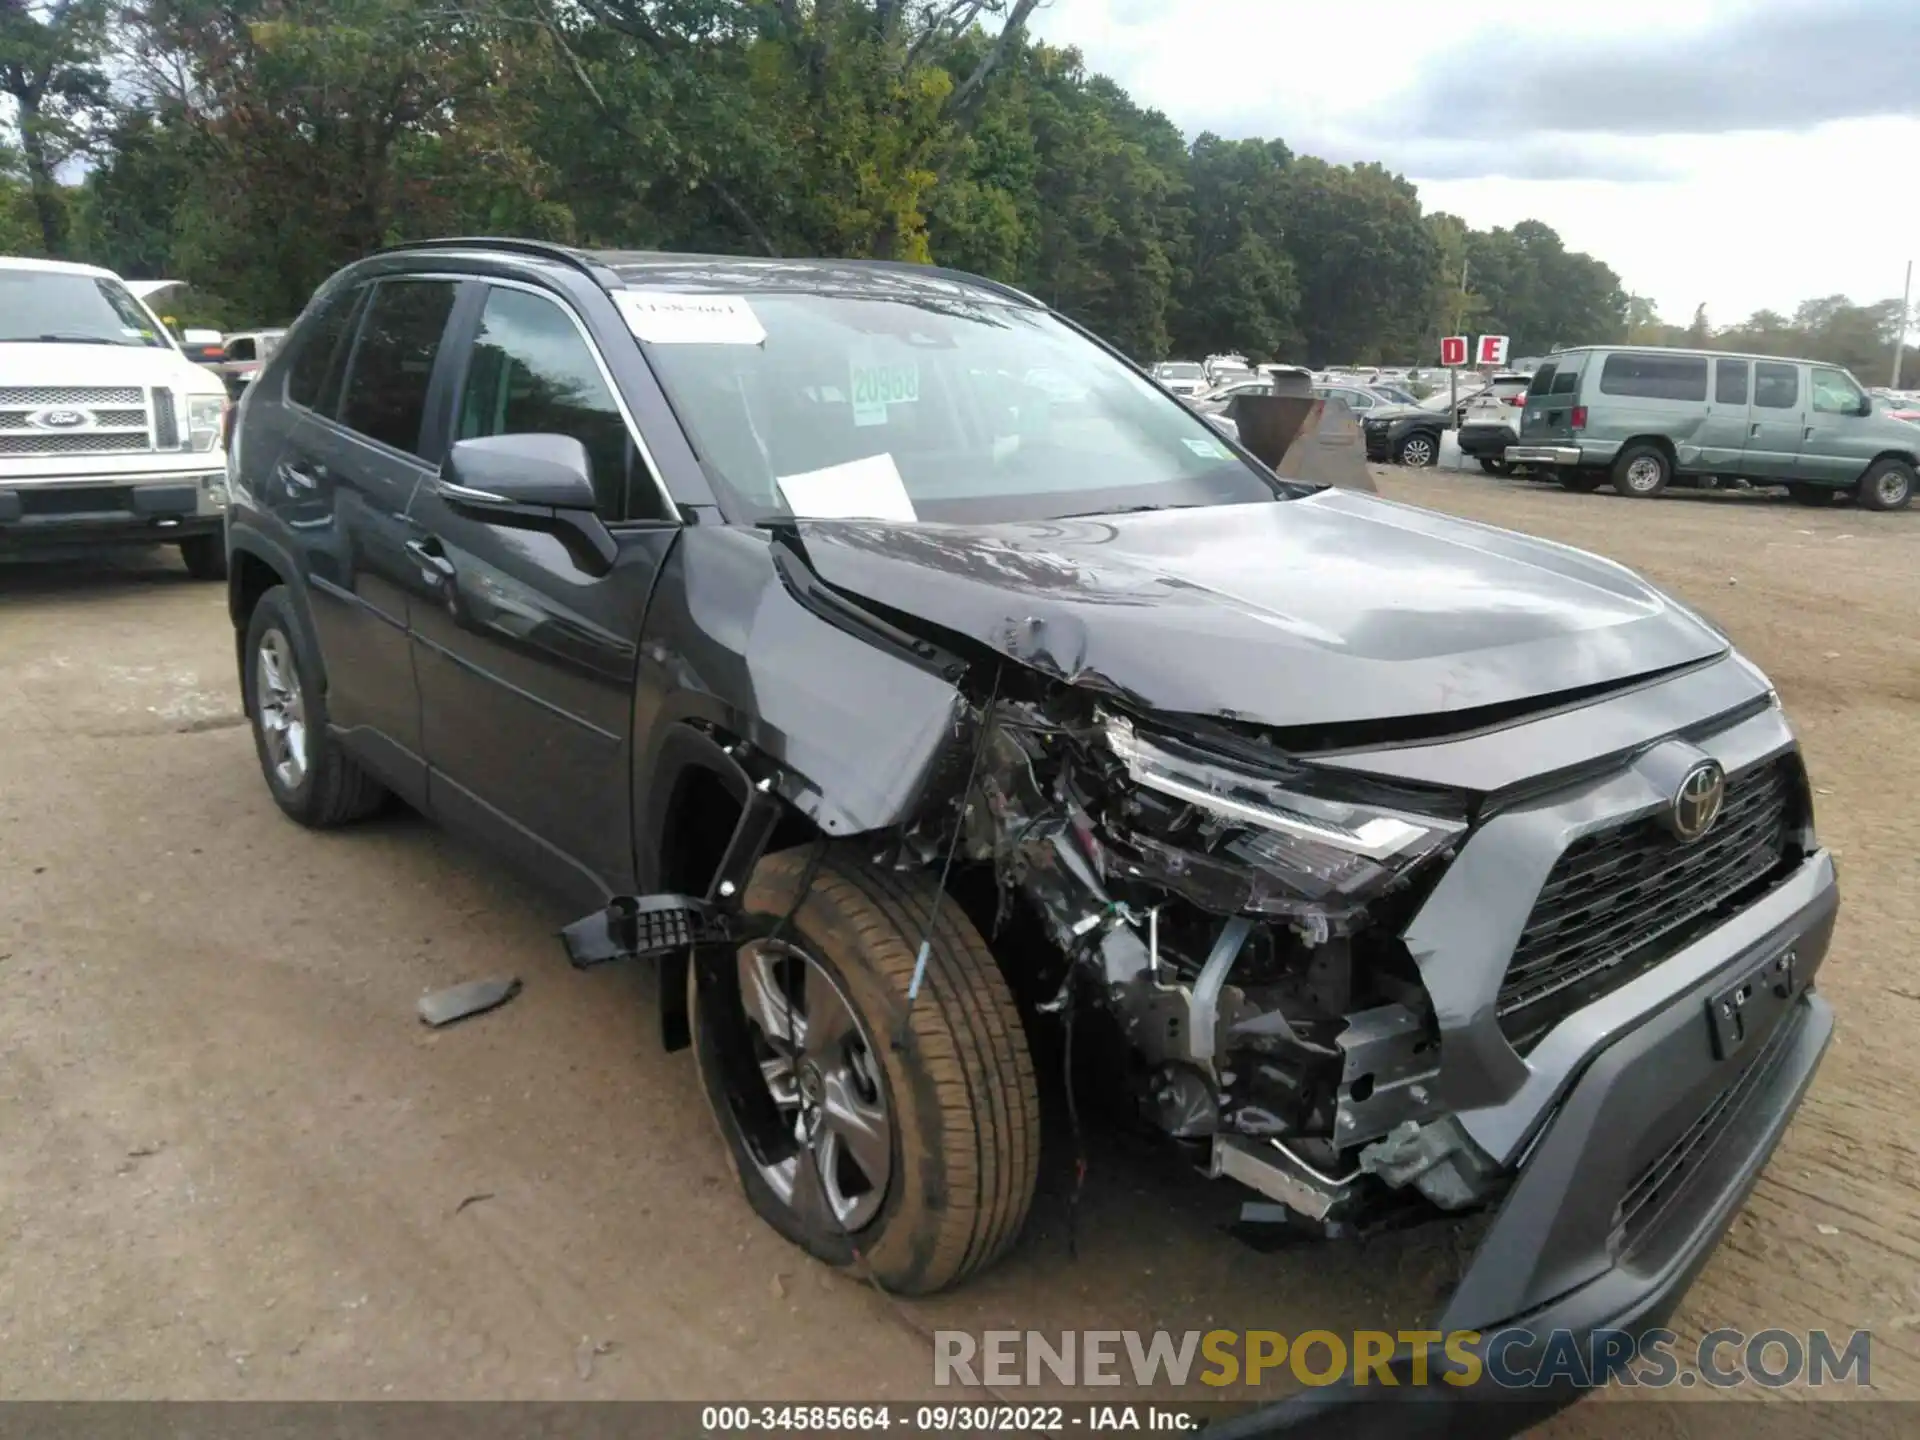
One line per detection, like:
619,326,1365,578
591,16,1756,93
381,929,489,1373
0,256,232,577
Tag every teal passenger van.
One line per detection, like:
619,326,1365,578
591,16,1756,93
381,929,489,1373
1508,347,1916,510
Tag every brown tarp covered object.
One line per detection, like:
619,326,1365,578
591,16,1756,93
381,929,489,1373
1227,391,1379,495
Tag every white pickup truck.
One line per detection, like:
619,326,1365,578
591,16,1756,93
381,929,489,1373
0,256,232,578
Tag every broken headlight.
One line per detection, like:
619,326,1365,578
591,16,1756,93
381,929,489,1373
1103,714,1465,909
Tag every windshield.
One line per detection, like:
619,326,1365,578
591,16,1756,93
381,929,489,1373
0,271,172,347
1161,362,1204,379
635,291,1283,524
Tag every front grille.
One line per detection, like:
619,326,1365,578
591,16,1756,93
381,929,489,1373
0,407,147,431
1499,757,1796,1038
0,432,154,456
0,386,143,408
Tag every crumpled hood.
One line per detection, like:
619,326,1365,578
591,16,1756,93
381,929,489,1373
790,489,1728,729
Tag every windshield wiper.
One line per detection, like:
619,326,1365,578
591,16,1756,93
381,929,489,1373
1053,502,1213,520
0,333,128,345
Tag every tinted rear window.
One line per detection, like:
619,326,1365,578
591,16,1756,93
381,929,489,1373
1549,367,1579,394
336,279,458,455
1599,352,1708,402
1525,364,1557,398
287,285,364,411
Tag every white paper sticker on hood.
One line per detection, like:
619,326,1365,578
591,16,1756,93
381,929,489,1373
776,453,918,522
614,290,767,345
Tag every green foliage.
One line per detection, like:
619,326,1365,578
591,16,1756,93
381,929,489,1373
58,0,1656,367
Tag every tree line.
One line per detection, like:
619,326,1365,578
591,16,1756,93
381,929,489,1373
0,0,1908,381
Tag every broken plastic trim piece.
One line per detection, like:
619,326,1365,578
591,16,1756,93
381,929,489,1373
562,894,722,969
418,976,523,1027
1212,1135,1360,1222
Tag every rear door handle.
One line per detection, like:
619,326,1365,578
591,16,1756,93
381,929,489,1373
1750,423,1762,438
405,537,456,580
277,461,324,492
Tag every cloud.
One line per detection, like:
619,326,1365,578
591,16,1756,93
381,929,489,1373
1372,0,1920,140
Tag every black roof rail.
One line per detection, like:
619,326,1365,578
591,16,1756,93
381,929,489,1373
373,237,623,287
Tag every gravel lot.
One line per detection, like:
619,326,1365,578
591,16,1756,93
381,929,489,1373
2,470,1915,1421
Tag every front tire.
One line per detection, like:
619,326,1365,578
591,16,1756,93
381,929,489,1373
1396,431,1439,468
243,586,388,827
179,533,227,581
691,845,1040,1295
1856,457,1915,512
1611,443,1671,497
1478,457,1511,476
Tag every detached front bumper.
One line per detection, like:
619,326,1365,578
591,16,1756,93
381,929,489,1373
1218,849,1839,1438
0,470,227,551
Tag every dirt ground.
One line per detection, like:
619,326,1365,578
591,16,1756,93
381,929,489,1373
1,471,1916,1422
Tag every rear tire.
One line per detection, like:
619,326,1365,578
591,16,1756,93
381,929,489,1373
691,845,1040,1295
1557,469,1603,493
1611,443,1671,497
1396,431,1439,468
243,586,389,827
1856,457,1915,512
1788,483,1837,507
179,533,227,581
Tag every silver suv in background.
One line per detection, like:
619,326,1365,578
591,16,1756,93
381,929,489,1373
1509,346,1917,510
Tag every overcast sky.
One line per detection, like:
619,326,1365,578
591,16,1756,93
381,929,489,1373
1032,0,1920,328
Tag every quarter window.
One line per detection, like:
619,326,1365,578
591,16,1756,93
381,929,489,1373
1549,367,1579,395
1714,359,1749,406
457,287,660,520
1598,352,1708,402
1753,362,1799,410
337,279,458,456
1810,366,1864,416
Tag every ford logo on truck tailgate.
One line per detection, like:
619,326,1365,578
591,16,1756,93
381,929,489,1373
27,406,93,430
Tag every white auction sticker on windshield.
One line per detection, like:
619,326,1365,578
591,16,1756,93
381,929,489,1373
1183,436,1230,459
777,453,918,522
614,290,766,345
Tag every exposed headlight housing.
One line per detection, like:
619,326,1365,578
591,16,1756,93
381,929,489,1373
187,394,228,452
1103,714,1465,915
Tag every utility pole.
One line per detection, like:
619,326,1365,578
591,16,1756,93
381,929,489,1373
1893,260,1913,389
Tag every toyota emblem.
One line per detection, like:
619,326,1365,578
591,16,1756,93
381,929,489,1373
1668,760,1726,844
27,406,93,430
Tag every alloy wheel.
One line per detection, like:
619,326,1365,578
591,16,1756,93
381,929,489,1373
254,628,309,791
1400,436,1435,468
732,938,893,1233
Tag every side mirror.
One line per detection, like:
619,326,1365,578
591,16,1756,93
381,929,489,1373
1859,395,1875,418
440,433,614,573
443,433,599,513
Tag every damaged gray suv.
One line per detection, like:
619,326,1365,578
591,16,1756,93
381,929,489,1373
225,240,1837,1416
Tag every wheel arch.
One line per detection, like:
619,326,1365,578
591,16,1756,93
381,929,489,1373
227,528,317,694
1861,447,1919,476
1620,434,1678,467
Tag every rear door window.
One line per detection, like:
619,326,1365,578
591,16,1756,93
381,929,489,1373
1754,362,1799,409
336,279,459,456
1714,358,1749,405
1525,364,1557,398
287,284,366,412
1598,352,1709,402
1549,367,1579,394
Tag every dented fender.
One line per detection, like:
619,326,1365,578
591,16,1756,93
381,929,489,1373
630,524,972,890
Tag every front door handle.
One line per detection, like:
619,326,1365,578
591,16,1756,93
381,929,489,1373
1750,423,1762,438
405,537,456,581
1804,426,1815,441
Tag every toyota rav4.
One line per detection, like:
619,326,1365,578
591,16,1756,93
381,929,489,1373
224,240,1838,1426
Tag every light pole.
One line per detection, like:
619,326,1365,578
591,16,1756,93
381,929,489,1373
1893,260,1913,389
